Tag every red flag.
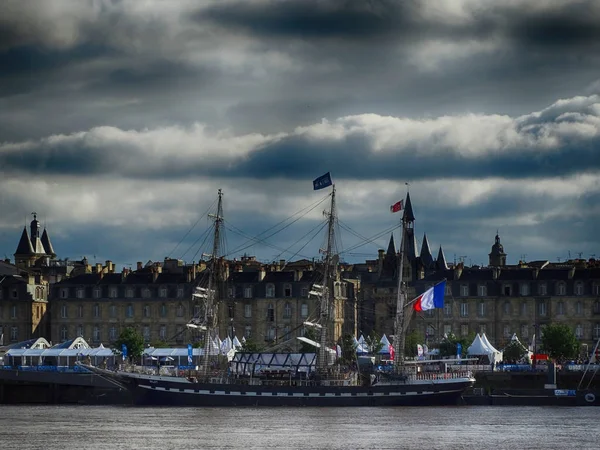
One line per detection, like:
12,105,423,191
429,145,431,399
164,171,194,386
390,200,403,213
389,344,395,360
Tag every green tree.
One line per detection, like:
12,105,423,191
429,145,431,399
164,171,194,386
438,332,475,358
502,340,527,363
239,338,262,353
365,331,384,355
114,327,145,361
405,330,424,358
339,333,356,364
541,323,579,361
150,340,169,348
299,327,318,353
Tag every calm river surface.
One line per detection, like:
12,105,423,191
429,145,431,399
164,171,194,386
1,405,598,449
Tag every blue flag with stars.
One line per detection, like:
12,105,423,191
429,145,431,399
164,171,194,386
313,172,332,190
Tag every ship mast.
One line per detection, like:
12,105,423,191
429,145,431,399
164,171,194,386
393,210,407,374
200,189,224,377
315,185,336,372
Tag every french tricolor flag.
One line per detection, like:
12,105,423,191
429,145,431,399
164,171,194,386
413,280,446,312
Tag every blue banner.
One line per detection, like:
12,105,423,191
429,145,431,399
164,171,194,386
122,344,128,361
456,343,462,358
188,344,193,364
313,172,332,190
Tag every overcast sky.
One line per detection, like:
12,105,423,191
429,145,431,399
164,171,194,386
1,0,599,270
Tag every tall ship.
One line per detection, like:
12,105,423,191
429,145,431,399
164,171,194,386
84,178,475,406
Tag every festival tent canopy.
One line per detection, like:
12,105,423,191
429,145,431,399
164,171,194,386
467,334,502,363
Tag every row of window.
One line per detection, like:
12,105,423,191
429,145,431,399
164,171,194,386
58,303,189,319
416,299,600,318
448,282,600,297
57,324,183,343
59,287,186,299
240,303,309,320
57,283,348,301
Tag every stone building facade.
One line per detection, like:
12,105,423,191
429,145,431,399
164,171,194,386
49,255,356,349
0,260,49,343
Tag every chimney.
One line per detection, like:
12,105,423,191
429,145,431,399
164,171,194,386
153,267,160,283
137,261,143,271
259,265,266,281
294,270,303,282
279,259,285,270
568,267,576,279
105,260,113,273
95,263,102,273
454,262,464,279
121,267,129,280
192,263,197,281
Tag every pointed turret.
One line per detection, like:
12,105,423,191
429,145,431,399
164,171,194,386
15,227,34,255
41,228,56,258
29,213,46,254
437,246,448,270
402,192,418,261
381,234,397,278
420,234,434,269
402,192,415,222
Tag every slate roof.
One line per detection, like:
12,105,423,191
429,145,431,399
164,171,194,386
14,227,34,255
263,271,295,283
229,272,260,283
41,229,55,256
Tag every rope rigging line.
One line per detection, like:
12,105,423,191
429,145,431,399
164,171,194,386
273,219,329,266
222,193,331,258
168,198,218,258
338,223,401,255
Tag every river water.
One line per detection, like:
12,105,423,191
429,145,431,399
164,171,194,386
1,405,597,449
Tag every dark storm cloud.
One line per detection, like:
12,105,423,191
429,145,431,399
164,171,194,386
2,94,600,181
197,0,423,41
197,0,600,49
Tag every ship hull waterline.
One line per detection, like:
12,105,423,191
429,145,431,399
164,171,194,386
87,368,475,407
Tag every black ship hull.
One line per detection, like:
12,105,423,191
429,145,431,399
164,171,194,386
87,368,474,407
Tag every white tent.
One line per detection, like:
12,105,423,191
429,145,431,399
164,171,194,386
467,334,502,363
379,334,391,354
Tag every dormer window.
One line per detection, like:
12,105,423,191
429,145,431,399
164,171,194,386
93,288,101,299
478,285,487,297
244,287,253,298
266,284,275,298
284,284,292,297
125,288,134,298
460,285,469,297
142,288,151,298
503,285,512,296
538,283,547,296
557,282,566,296
575,282,584,296
109,287,118,298
159,287,167,298
76,288,85,299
